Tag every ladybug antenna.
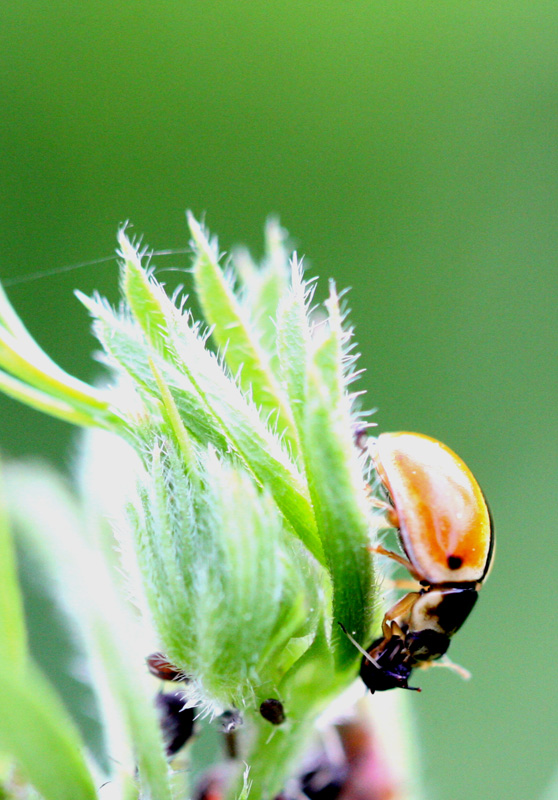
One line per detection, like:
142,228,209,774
338,622,380,668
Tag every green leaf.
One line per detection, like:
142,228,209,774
289,285,374,668
82,242,324,563
6,464,173,800
167,320,323,563
0,323,110,415
255,536,326,684
0,282,119,429
0,282,96,392
120,232,172,342
76,291,230,453
148,357,200,481
276,257,312,424
0,369,104,428
0,464,27,669
233,217,291,367
191,460,315,701
189,214,297,450
0,664,97,800
91,614,173,800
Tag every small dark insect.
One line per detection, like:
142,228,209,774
219,709,243,733
155,691,195,758
219,709,243,760
146,652,187,682
259,698,286,725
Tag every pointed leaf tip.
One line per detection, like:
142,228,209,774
187,211,205,246
117,227,138,264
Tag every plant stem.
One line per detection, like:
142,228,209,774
238,715,316,800
228,632,350,800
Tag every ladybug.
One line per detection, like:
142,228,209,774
350,432,494,692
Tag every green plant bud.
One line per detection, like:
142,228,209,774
128,432,324,711
0,217,391,800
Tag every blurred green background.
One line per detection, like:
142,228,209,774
1,2,557,798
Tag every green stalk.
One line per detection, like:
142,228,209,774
228,629,349,800
240,716,317,800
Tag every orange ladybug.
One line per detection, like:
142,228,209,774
351,432,494,692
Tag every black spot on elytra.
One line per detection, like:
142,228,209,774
447,555,463,570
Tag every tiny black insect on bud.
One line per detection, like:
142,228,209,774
146,652,187,682
259,698,286,725
155,691,195,758
219,709,243,733
218,710,243,760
